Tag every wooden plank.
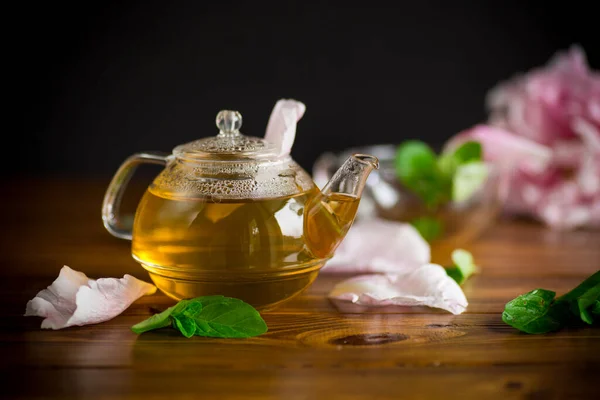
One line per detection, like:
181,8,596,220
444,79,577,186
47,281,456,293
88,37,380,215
1,178,599,399
4,366,599,399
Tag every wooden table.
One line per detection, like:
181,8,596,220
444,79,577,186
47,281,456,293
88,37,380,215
1,178,599,399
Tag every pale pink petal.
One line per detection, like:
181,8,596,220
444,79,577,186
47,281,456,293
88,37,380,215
591,198,600,226
577,153,600,197
321,219,430,274
572,118,600,197
538,202,591,230
264,99,306,156
589,99,600,124
572,118,600,152
486,45,600,145
328,264,468,315
25,266,157,329
444,124,553,174
24,266,89,329
548,45,589,76
469,46,600,230
552,140,585,168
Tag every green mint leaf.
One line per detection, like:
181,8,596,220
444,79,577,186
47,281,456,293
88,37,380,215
444,268,463,284
190,297,268,338
445,249,476,285
502,271,600,334
453,141,482,164
574,283,600,325
410,216,443,242
452,249,476,278
438,141,482,179
436,153,456,178
172,299,203,318
172,314,197,338
452,162,488,203
591,301,600,316
556,270,600,324
395,141,447,208
556,271,600,303
131,300,192,334
192,295,228,307
131,296,267,339
502,289,571,334
170,300,203,337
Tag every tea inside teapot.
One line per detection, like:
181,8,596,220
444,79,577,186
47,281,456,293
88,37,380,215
132,184,359,307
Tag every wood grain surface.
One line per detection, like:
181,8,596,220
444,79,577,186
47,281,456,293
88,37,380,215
1,178,599,400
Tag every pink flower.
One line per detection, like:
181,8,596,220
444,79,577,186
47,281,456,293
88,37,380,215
447,46,600,230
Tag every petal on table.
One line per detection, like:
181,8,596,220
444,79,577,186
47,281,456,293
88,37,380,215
328,264,468,315
321,218,430,274
25,266,157,329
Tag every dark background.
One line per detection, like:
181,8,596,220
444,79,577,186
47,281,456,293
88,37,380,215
14,0,599,179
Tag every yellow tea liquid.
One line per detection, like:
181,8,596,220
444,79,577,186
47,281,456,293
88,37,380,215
132,185,360,308
304,192,360,259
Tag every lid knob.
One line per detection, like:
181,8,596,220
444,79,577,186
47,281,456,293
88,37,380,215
216,110,242,135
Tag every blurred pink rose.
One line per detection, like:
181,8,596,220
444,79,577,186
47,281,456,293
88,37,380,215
447,46,600,230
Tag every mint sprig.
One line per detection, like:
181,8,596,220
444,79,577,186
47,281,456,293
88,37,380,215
502,270,600,334
132,295,268,338
395,140,448,208
395,140,487,243
410,216,443,242
394,140,486,208
445,249,477,285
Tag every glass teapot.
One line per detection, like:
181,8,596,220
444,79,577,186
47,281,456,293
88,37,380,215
102,110,378,309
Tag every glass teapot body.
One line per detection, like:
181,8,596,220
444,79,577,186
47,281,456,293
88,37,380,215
102,110,377,309
131,157,330,308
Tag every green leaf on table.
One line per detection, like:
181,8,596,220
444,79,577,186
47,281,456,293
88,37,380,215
558,271,600,303
452,162,489,203
172,314,197,338
501,289,571,334
131,296,267,339
445,249,476,285
395,141,448,208
131,299,191,334
502,270,600,334
559,270,600,324
573,283,600,325
170,300,203,337
591,301,600,316
410,216,443,242
191,297,268,338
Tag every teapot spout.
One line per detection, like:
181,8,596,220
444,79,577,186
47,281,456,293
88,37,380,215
322,154,379,199
305,154,378,259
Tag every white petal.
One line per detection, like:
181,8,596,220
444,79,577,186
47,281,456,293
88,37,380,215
322,218,430,274
25,266,157,329
264,99,306,156
328,264,468,315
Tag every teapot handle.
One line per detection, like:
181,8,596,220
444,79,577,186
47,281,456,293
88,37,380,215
102,152,170,240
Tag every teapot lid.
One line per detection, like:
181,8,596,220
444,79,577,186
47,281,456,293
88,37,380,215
173,110,280,160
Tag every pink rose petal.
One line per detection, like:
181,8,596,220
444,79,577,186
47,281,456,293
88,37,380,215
264,99,306,157
25,266,157,329
444,124,552,174
443,47,600,230
321,218,430,274
328,264,468,315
